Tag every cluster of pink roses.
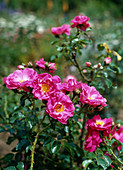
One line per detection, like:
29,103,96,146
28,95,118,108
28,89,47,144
51,14,90,36
84,115,113,152
3,60,108,124
84,115,123,153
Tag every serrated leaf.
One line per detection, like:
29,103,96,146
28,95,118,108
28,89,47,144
82,160,93,169
17,162,24,170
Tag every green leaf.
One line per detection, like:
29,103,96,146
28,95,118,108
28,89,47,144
50,55,56,61
64,143,75,158
17,162,24,170
97,158,108,170
87,152,96,159
15,152,22,162
51,141,61,154
16,139,29,151
4,153,14,163
64,126,69,133
43,136,52,146
7,136,16,145
4,166,16,170
50,40,58,45
105,79,112,88
95,148,103,155
103,156,111,167
82,160,93,169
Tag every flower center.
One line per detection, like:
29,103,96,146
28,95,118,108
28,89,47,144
88,96,94,100
19,80,25,83
96,121,104,126
42,83,50,93
54,104,64,113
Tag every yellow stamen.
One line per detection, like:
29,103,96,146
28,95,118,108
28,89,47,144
42,84,50,93
88,96,93,100
19,80,25,83
96,121,104,126
54,104,64,113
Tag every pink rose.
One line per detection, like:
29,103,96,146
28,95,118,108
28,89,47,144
80,83,107,108
83,69,87,73
36,58,57,74
71,15,90,31
4,68,37,92
63,75,77,83
36,58,46,69
51,24,71,36
104,57,111,64
32,73,61,100
84,129,102,152
17,65,25,70
87,115,113,131
61,79,82,92
85,62,91,67
46,92,75,124
48,62,57,74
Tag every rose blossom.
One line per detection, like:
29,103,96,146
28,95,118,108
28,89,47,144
32,73,61,100
61,79,82,91
104,57,111,64
80,83,107,108
17,65,25,70
47,62,57,74
83,69,87,73
87,115,113,131
36,58,57,73
3,68,37,92
70,15,90,31
84,129,102,152
85,62,91,67
114,126,123,153
45,92,75,124
51,24,71,36
63,75,77,83
36,58,46,69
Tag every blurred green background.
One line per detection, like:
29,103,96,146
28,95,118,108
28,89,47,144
0,0,123,119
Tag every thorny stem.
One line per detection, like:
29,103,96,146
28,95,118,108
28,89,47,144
80,112,87,148
30,131,40,170
103,138,123,166
30,124,50,170
110,148,123,165
4,95,9,123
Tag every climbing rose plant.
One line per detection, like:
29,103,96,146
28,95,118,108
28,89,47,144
1,14,123,170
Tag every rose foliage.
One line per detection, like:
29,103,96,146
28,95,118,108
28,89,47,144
1,14,123,170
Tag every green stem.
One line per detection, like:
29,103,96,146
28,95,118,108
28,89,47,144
30,124,50,170
73,57,92,82
4,95,9,123
110,148,123,165
30,131,40,170
80,113,87,148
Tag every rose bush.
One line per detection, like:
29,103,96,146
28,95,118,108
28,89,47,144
1,14,123,170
